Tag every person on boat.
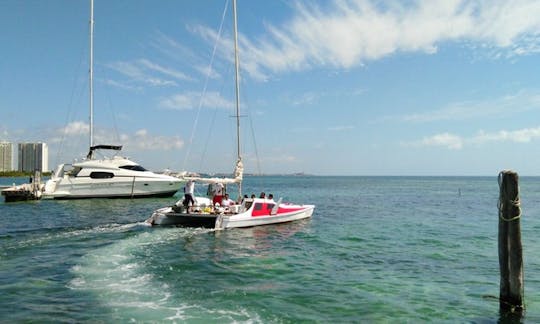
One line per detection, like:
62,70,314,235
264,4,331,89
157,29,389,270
183,180,195,211
221,193,234,207
268,193,274,201
259,192,266,199
211,182,224,205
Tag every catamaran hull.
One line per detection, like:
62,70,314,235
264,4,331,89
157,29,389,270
147,204,315,229
149,209,218,228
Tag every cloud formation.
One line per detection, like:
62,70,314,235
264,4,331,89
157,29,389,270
400,89,540,123
107,59,192,87
407,126,540,150
54,122,183,152
194,0,540,80
61,121,89,135
160,91,234,110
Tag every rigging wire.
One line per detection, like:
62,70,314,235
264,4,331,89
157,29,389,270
182,0,230,172
244,91,262,175
198,64,232,172
56,40,88,167
227,75,262,176
99,63,122,145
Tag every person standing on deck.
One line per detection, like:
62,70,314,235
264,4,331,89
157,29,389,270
212,182,224,205
183,180,195,211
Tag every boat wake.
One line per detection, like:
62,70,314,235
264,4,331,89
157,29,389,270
67,226,217,321
1,222,146,251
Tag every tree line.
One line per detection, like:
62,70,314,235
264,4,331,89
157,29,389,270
0,171,52,177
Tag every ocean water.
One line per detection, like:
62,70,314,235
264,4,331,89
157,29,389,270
2,175,540,323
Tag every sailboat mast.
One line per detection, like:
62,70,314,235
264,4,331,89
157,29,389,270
89,0,94,149
232,0,242,196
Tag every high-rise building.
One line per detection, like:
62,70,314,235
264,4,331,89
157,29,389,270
0,142,13,171
18,142,48,172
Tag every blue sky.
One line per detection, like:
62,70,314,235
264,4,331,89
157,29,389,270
2,0,540,176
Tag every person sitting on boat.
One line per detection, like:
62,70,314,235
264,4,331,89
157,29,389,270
268,193,274,201
221,193,234,207
259,192,266,199
183,180,195,211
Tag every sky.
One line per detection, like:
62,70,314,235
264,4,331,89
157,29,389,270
2,0,540,176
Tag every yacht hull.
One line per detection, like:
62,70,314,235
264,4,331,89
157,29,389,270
44,162,183,200
45,189,178,199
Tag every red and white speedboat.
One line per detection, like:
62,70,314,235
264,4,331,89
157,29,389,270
146,196,315,229
146,0,315,229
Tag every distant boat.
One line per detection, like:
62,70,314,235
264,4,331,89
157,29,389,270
146,0,314,228
42,0,182,199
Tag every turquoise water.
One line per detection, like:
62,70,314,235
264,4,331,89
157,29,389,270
2,176,540,322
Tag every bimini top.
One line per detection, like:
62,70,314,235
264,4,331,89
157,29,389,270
87,145,123,159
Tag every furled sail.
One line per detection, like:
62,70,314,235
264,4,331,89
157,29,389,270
182,158,243,184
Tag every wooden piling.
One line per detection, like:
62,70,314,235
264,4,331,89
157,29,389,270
498,170,524,314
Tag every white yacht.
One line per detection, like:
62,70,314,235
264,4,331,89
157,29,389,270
43,145,181,199
43,0,183,199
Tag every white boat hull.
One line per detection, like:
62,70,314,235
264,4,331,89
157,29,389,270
43,176,180,199
43,157,183,199
220,206,314,228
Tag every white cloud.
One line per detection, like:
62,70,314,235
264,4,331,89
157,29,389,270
53,122,183,152
138,59,192,81
135,129,148,137
194,64,222,80
406,125,540,150
160,91,234,110
399,89,540,123
62,121,89,135
471,127,540,144
92,129,183,151
107,59,192,87
151,31,197,63
129,131,184,151
103,79,141,91
193,0,540,79
411,132,464,150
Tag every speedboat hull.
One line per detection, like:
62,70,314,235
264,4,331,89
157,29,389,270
219,205,314,228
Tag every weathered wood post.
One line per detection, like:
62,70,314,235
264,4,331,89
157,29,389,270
498,170,524,314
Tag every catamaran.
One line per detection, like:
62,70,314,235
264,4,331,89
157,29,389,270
42,0,183,199
146,0,314,228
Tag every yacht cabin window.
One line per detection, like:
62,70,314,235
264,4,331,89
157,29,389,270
89,172,114,179
119,165,147,171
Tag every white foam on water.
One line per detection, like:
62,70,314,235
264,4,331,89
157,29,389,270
68,226,217,321
8,222,145,250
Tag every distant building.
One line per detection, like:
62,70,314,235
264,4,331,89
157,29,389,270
18,142,48,172
0,142,13,171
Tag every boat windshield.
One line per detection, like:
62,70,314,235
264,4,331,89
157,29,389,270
119,165,148,172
